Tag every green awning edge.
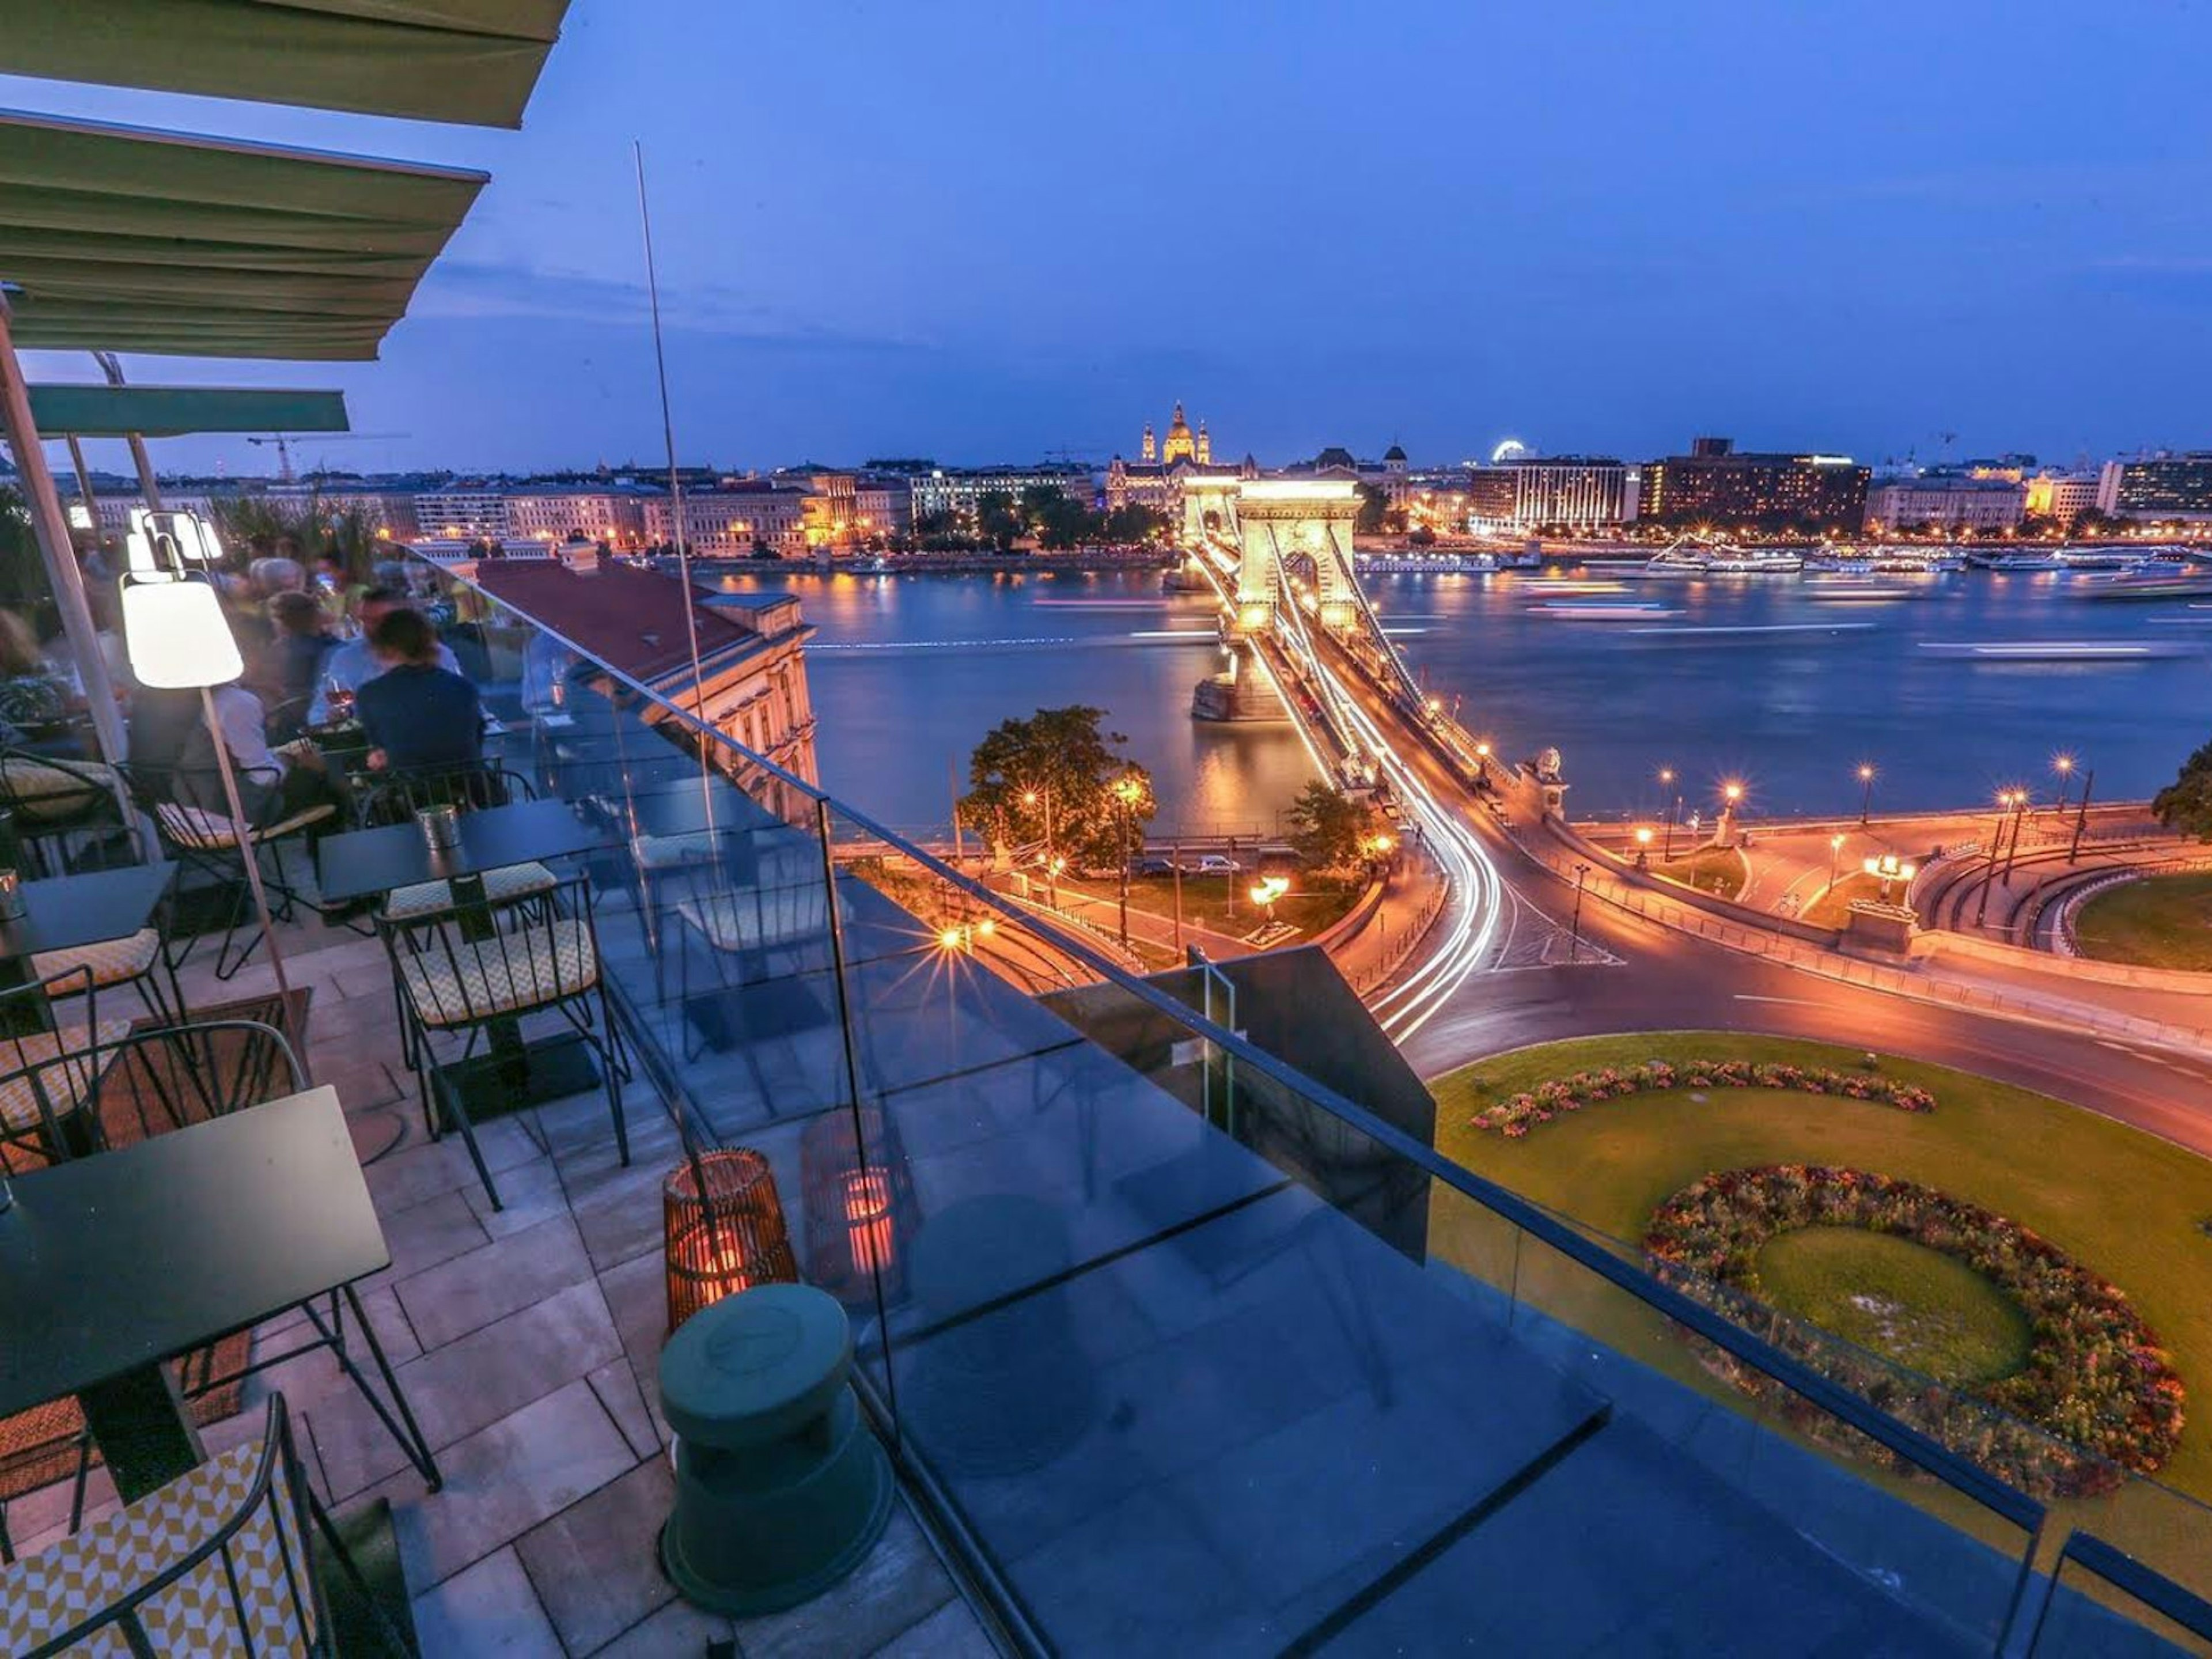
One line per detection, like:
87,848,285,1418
0,0,570,130
25,384,350,437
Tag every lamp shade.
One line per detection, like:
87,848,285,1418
121,575,242,689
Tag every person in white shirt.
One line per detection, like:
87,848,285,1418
309,586,461,724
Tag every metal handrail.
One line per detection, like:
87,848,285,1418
2043,1531,2212,1647
426,553,2053,1536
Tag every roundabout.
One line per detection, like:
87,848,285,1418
1430,1030,2212,1501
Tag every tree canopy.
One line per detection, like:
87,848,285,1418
1286,779,1380,871
959,704,1157,870
2154,741,2212,841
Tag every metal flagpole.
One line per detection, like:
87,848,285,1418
0,293,128,767
633,142,718,835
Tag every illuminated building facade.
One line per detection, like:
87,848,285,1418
1639,437,1870,531
1464,456,1641,531
1863,475,2025,532
2106,453,2212,521
505,488,650,547
908,464,1094,521
643,480,808,556
2024,471,2103,524
415,488,512,540
1110,403,1220,516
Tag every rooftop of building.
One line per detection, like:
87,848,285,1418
471,556,796,681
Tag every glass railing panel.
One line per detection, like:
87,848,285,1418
2035,1531,2212,1657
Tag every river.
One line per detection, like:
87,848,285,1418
704,564,2212,834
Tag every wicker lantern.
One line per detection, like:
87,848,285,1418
664,1149,799,1336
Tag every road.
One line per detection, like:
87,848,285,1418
1297,626,2212,1161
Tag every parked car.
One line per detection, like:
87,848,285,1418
1130,855,1179,876
1191,853,1244,876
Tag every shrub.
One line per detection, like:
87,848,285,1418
1472,1059,1936,1138
1643,1165,2185,1495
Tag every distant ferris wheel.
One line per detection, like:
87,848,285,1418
1490,438,1532,464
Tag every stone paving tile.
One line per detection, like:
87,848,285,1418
310,1279,622,1503
570,1158,673,1272
363,1187,492,1289
513,1459,679,1655
588,1357,663,1463
596,1252,671,1426
395,1214,593,1351
586,1597,735,1658
463,1148,574,1240
410,1547,565,1657
365,1117,546,1213
730,1502,958,1659
362,1378,640,1590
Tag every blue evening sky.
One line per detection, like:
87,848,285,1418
10,1,2211,476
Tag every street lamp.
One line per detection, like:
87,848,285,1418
1634,826,1653,870
2052,753,2075,813
1249,874,1289,924
1857,763,1876,825
1974,788,2020,927
1828,832,1845,891
1570,862,1590,963
1658,767,1680,860
1019,784,1057,907
1111,773,1145,946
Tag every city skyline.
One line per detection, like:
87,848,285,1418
8,1,2212,478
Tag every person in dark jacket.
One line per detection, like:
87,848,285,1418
355,608,484,777
253,591,336,742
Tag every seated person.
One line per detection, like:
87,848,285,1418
0,606,80,752
128,680,337,826
356,608,485,777
309,586,461,723
253,592,336,741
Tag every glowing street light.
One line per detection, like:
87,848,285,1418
2052,752,2076,813
1861,852,1916,905
1634,825,1653,870
1857,762,1876,825
1111,772,1146,946
1249,874,1290,923
1828,832,1846,890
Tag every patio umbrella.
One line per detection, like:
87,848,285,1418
0,0,570,129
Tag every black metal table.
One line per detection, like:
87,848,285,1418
315,798,616,1112
0,1088,394,1502
0,861,172,1039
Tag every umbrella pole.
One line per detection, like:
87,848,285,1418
198,686,305,1073
0,295,130,770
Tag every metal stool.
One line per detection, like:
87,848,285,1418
658,1283,892,1614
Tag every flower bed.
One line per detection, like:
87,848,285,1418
1645,1165,2186,1495
1471,1058,1936,1138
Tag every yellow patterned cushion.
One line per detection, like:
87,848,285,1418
31,930,161,988
397,920,597,1027
0,1021,130,1135
0,759,116,824
383,861,558,920
155,802,334,851
0,1433,312,1657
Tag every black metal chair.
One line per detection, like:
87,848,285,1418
0,748,130,876
353,761,535,829
0,1396,406,1657
0,966,125,1172
378,871,630,1209
29,869,189,1032
121,760,342,979
663,827,835,1062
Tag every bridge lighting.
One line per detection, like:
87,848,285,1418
1474,740,1491,759
976,918,997,938
937,925,967,952
1722,781,1744,806
1425,696,1442,713
1634,825,1653,870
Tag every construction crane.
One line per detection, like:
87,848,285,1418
245,431,408,484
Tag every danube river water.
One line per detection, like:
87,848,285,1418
706,565,2212,835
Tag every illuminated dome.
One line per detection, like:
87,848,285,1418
1162,400,1197,464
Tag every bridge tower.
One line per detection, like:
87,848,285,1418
1231,479,1363,634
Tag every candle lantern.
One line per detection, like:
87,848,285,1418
663,1149,799,1336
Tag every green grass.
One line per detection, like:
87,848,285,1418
2074,872,2212,972
1054,871,1362,940
1654,848,1748,899
1801,870,1881,929
1753,1227,2031,1386
1430,1030,2212,1501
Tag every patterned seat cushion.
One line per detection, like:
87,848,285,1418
31,929,161,988
384,861,558,920
0,759,118,824
0,1021,131,1135
0,1433,312,1657
676,881,830,955
397,920,597,1027
156,802,334,852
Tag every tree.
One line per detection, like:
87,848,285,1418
2154,741,2212,841
1286,779,1377,873
1355,482,1392,535
974,490,1022,549
1103,503,1168,545
959,705,1156,870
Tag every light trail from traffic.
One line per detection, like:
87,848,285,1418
1260,565,1505,1039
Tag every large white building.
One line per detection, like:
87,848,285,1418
1862,475,2026,532
643,482,809,556
2024,471,2105,525
504,488,650,547
907,464,1093,521
1464,457,1641,531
